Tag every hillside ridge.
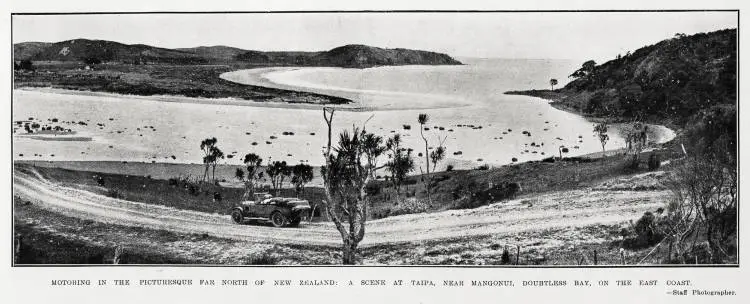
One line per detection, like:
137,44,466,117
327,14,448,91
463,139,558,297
506,28,736,125
14,39,462,68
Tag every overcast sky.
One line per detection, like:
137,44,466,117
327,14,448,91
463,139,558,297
13,12,737,62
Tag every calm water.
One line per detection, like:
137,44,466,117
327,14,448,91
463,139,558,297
13,58,625,169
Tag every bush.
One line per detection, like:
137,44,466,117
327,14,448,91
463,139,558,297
446,164,454,172
452,181,521,210
247,252,278,265
365,183,381,196
475,164,490,170
501,248,511,264
624,155,641,171
402,178,418,186
95,176,106,187
433,174,450,183
106,189,124,199
623,211,665,249
648,153,661,171
372,208,392,220
390,198,430,216
187,184,199,196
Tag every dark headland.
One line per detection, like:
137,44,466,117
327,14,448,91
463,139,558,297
505,28,736,129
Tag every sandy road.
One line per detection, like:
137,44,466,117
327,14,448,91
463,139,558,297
13,168,671,247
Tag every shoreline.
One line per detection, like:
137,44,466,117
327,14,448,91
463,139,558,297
15,65,674,171
220,68,475,111
15,86,472,112
505,91,678,149
14,87,366,112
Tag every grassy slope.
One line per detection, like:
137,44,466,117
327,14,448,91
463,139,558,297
15,190,675,265
17,163,327,217
16,134,678,221
12,130,687,265
14,197,339,265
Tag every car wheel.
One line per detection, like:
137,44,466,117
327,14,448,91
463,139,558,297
270,212,287,228
231,209,244,224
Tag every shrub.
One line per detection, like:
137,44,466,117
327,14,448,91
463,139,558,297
106,189,124,199
433,174,450,183
475,164,490,170
365,183,381,196
452,181,521,210
247,252,278,265
624,155,641,171
372,208,392,219
95,176,106,187
390,198,430,216
402,178,418,186
187,184,199,196
623,211,665,249
648,153,661,171
501,248,511,264
446,164,454,172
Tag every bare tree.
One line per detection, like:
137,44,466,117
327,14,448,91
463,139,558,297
209,146,224,182
593,122,609,157
266,160,290,196
320,108,385,264
418,114,430,175
239,153,264,199
661,155,737,264
624,122,648,167
416,113,447,203
385,134,415,198
199,137,218,182
291,163,314,196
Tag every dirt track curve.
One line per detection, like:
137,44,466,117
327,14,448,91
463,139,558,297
13,168,670,247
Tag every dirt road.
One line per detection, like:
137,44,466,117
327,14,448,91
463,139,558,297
13,168,670,247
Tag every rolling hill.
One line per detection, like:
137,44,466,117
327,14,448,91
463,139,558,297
17,39,207,64
14,39,463,68
235,44,462,68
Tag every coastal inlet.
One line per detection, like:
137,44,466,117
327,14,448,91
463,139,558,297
14,58,629,170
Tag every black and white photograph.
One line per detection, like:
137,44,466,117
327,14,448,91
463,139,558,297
10,10,738,266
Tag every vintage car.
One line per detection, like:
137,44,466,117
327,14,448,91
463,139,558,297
230,193,311,227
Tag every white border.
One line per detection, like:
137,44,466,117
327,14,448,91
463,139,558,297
2,1,748,303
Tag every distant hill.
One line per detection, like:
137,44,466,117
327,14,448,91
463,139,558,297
13,42,50,61
176,45,249,61
507,28,736,125
235,44,463,68
15,39,207,64
14,39,462,68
